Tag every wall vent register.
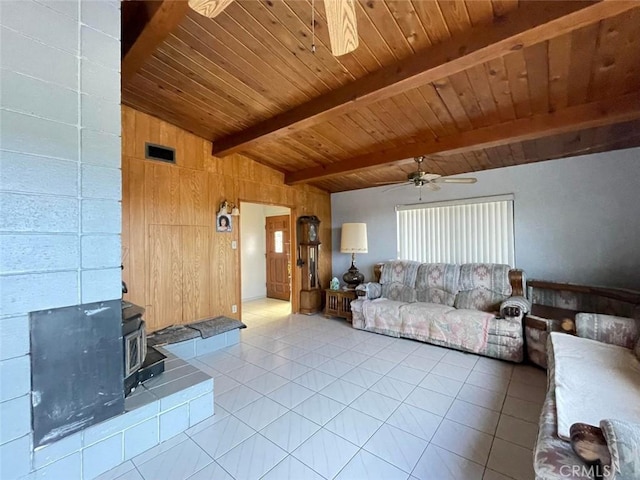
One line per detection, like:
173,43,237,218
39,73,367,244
145,142,176,163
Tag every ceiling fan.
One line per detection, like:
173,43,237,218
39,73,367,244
188,0,359,56
379,156,478,200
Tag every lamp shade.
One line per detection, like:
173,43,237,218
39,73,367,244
340,223,368,253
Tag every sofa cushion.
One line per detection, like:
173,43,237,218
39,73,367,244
416,263,460,290
417,288,457,306
381,282,417,302
362,299,405,333
400,302,455,337
459,264,513,296
599,419,640,480
551,332,640,441
454,287,508,312
380,260,421,287
415,264,460,306
439,309,493,353
399,303,492,353
576,313,640,349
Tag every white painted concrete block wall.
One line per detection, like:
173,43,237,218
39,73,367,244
0,1,121,478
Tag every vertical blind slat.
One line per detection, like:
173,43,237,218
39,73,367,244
397,200,515,266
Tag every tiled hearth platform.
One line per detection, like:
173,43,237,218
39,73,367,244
18,329,245,480
98,299,544,480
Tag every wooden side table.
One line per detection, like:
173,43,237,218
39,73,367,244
324,289,357,321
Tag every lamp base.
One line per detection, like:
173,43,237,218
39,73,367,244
342,261,364,287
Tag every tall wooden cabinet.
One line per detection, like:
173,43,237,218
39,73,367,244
297,216,322,314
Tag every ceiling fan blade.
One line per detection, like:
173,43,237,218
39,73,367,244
433,177,478,184
418,173,441,181
374,180,407,185
324,0,359,56
383,183,410,193
426,182,441,191
188,0,234,18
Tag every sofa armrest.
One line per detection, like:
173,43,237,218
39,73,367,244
599,418,640,480
499,296,531,319
355,282,382,300
575,313,640,349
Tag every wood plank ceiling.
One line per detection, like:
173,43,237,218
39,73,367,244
122,0,640,193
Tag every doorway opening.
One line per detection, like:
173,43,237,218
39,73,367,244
240,202,292,326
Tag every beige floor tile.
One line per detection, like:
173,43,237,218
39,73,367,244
445,399,500,435
431,419,493,465
502,396,543,424
487,438,535,480
495,414,539,450
412,444,484,480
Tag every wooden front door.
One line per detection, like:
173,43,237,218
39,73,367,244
266,215,291,301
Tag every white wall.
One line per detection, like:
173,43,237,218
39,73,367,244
264,205,290,216
240,203,291,301
331,147,640,290
240,203,267,301
0,1,121,478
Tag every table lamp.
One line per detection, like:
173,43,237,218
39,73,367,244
340,223,368,287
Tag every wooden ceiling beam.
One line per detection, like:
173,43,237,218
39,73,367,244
212,0,638,156
284,91,640,185
121,0,190,83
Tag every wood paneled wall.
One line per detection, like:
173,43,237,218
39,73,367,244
122,106,332,332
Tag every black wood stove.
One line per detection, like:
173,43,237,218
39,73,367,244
122,301,165,396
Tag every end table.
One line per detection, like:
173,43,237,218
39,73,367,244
324,289,357,321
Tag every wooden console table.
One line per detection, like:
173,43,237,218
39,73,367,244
324,289,357,321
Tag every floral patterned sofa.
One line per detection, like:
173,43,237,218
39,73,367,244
535,313,640,480
351,261,529,362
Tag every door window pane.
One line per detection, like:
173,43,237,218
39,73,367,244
274,231,283,253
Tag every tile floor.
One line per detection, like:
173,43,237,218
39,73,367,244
100,298,545,480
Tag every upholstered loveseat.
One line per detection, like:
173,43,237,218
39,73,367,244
351,261,529,362
535,313,640,480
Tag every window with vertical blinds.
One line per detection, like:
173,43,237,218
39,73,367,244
396,195,515,266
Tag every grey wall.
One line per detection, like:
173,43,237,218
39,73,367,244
0,1,121,478
331,147,640,290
